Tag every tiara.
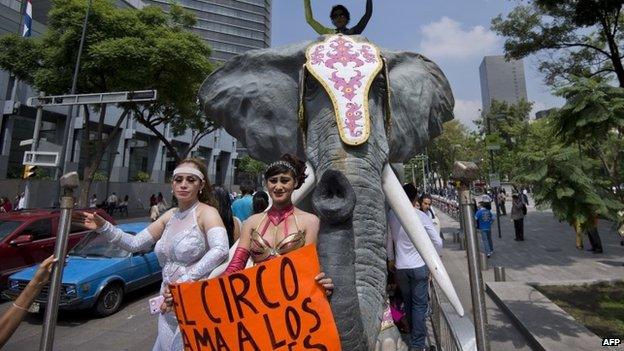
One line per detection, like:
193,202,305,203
266,161,297,176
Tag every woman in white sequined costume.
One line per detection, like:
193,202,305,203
76,158,229,350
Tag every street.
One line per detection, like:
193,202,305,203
0,283,159,350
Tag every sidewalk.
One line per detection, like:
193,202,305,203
436,202,624,350
436,209,533,351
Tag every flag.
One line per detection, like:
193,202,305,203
22,0,32,37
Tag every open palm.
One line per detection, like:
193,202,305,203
72,211,106,230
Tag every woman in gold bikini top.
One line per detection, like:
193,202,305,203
222,154,333,296
250,209,306,262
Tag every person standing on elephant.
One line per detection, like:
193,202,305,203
304,0,373,35
387,183,442,351
223,154,334,295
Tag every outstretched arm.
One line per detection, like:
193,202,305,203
304,0,333,35
351,0,373,35
76,210,171,252
0,256,57,347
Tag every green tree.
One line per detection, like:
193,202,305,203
476,100,533,182
236,155,266,186
427,120,482,186
0,0,213,204
551,76,624,202
516,118,622,246
491,0,624,87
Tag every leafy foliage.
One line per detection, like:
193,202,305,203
0,0,214,204
491,0,624,87
237,155,266,175
516,118,623,229
551,76,624,143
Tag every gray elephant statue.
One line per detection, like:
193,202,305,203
199,34,463,350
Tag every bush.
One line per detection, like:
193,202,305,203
93,171,108,181
133,171,151,183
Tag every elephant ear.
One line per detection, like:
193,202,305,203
199,42,312,163
382,51,454,162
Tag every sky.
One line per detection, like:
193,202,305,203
270,0,564,130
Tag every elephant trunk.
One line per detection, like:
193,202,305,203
312,150,388,350
313,170,367,351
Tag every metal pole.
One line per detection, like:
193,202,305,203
40,172,79,351
486,116,503,238
54,0,92,200
23,91,45,209
422,155,427,193
454,161,490,351
494,266,506,282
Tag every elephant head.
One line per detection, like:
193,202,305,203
199,35,462,350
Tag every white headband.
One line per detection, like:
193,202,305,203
173,166,204,180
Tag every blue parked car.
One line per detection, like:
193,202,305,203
3,222,161,316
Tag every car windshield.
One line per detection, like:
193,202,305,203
0,220,23,241
69,231,133,258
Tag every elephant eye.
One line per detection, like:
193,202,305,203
305,78,320,97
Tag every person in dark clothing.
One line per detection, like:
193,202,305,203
498,189,507,215
252,191,269,214
585,214,603,253
511,194,527,241
304,0,373,35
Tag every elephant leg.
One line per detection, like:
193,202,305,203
313,170,367,351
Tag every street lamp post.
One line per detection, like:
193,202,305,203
486,114,503,238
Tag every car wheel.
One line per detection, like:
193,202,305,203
95,283,124,317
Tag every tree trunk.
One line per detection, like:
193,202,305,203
79,106,128,206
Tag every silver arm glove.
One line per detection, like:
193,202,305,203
182,226,229,281
96,221,155,253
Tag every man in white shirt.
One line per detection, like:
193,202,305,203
387,183,442,351
418,193,441,235
16,193,25,210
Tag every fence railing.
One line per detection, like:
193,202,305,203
432,195,460,220
430,281,477,350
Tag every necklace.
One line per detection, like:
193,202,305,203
176,201,199,220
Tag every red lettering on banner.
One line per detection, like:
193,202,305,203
171,245,341,351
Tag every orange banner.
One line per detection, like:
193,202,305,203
170,244,342,351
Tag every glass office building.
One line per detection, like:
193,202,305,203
144,0,272,61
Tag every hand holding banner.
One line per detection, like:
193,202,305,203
170,244,341,351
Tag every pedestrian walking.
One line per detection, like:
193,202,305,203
149,194,157,207
231,181,254,222
15,193,25,211
511,194,527,241
585,214,603,254
106,192,118,214
89,194,98,208
252,190,269,214
475,202,495,257
522,188,529,206
498,189,507,215
419,193,441,235
387,183,442,351
3,197,12,212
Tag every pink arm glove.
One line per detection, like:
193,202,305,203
222,247,250,275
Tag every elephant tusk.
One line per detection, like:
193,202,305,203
292,161,316,205
382,164,464,317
